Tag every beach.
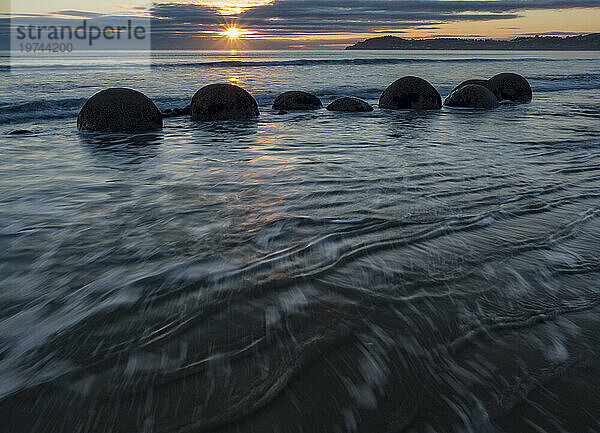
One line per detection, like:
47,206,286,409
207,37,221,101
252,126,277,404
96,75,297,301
1,49,600,432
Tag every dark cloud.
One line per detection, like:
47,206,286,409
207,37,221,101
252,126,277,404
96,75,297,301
5,0,600,49
53,10,105,18
519,31,588,36
147,0,600,47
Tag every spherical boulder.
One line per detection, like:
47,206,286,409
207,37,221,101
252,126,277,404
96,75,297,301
451,79,501,100
272,91,322,111
191,84,259,121
444,84,500,109
488,73,532,103
77,88,163,132
326,97,373,112
379,76,442,110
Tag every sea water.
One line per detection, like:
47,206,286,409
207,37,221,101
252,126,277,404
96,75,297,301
0,50,599,432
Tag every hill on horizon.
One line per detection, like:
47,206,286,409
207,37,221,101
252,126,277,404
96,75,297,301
346,33,600,50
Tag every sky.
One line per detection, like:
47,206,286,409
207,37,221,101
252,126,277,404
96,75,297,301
3,0,600,49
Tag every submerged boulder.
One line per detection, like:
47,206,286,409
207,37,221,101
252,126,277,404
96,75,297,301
272,91,322,111
379,76,442,110
326,97,373,112
162,105,191,118
7,129,34,135
444,84,500,109
488,73,532,103
191,84,259,121
77,88,163,132
451,79,501,100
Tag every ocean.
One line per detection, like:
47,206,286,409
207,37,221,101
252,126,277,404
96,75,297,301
1,50,600,432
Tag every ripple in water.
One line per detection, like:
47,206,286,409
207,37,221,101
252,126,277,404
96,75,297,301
0,50,600,433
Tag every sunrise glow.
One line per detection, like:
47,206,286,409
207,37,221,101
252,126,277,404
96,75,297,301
222,27,246,39
6,1,600,48
197,0,273,15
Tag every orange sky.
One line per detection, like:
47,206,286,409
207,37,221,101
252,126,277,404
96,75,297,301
7,1,600,49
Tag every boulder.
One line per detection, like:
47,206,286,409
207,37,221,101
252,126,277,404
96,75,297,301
272,91,322,111
162,105,191,118
7,129,34,135
77,88,162,132
488,73,532,103
326,97,373,112
379,76,442,110
451,79,501,100
190,84,259,121
444,84,500,109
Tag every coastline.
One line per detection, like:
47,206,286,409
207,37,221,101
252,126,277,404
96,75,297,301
345,33,600,50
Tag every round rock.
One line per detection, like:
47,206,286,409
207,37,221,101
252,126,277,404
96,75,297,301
326,97,373,112
488,73,532,103
379,76,442,110
77,88,163,132
444,84,500,109
451,79,501,100
272,91,322,111
191,84,259,121
8,129,34,135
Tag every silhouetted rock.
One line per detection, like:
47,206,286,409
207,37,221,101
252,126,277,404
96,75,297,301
451,79,501,100
444,84,500,109
191,84,259,121
7,129,34,135
275,110,288,115
379,76,442,110
162,105,191,118
488,73,532,103
326,97,373,112
272,91,322,111
77,88,162,132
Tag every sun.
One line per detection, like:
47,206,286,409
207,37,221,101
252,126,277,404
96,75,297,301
222,27,244,39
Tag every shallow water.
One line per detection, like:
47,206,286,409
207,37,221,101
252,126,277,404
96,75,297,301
1,50,600,433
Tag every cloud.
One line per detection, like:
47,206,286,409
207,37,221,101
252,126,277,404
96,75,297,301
518,31,588,36
148,0,600,47
5,0,600,49
53,10,105,18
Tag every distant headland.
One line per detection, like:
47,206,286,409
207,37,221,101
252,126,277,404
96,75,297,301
345,33,600,50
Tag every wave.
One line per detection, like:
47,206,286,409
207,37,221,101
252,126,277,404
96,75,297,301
2,56,597,72
152,57,595,69
529,72,600,92
0,98,87,124
530,73,600,81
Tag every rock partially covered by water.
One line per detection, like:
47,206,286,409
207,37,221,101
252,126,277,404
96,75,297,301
77,88,163,132
191,84,259,121
451,79,502,100
162,105,190,118
444,84,500,109
326,97,373,112
379,76,442,110
488,73,532,103
7,129,34,135
272,91,323,111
